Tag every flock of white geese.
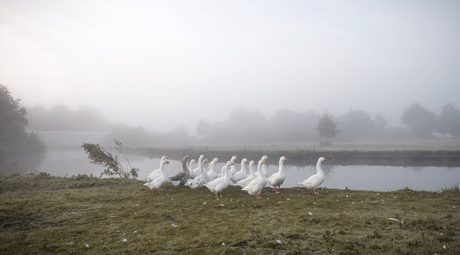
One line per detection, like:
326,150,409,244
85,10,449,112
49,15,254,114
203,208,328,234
144,154,327,199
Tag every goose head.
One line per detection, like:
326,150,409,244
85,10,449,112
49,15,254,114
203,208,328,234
279,156,288,164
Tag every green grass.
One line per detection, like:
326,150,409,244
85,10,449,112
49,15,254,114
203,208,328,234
1,174,460,254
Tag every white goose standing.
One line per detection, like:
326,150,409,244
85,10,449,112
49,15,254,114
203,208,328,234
236,160,256,188
204,161,234,200
261,155,269,177
206,158,220,181
186,158,210,189
231,158,249,184
188,159,196,174
147,156,168,181
242,159,268,199
190,155,206,178
267,156,288,193
298,157,327,195
227,155,238,177
144,157,170,189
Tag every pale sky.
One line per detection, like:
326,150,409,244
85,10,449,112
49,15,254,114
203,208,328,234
1,0,459,132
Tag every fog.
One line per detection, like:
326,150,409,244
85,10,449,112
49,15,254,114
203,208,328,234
2,0,460,133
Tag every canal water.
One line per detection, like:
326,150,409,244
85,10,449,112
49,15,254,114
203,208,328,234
39,149,460,192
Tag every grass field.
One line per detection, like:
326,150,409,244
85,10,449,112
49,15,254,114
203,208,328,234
1,174,459,254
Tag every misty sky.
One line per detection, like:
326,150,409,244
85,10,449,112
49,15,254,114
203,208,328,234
1,0,459,132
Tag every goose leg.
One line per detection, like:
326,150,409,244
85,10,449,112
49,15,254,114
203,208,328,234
275,186,281,194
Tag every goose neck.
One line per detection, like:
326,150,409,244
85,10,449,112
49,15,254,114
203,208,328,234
316,160,324,174
182,158,189,172
278,163,285,173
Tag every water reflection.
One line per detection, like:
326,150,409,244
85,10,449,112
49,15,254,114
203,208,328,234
39,150,460,192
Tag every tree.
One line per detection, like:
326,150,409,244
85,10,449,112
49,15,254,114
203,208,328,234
270,109,318,142
373,114,388,135
225,107,270,142
0,85,27,134
437,104,460,138
337,110,374,139
82,139,138,179
316,110,340,144
196,119,209,137
401,103,436,137
0,84,46,174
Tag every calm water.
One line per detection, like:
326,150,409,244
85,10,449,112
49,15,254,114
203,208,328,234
39,150,460,192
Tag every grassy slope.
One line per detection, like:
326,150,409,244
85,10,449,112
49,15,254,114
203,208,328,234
1,174,459,255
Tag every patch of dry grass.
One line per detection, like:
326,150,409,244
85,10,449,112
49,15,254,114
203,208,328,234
1,174,459,254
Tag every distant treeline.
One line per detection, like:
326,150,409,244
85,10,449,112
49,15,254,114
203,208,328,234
27,104,110,131
103,104,460,146
26,103,460,146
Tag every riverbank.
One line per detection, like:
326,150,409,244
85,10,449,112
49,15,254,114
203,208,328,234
1,174,459,254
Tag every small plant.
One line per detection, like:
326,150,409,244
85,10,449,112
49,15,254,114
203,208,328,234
82,139,139,179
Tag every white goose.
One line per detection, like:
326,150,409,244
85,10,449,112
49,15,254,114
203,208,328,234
206,158,220,181
147,156,168,181
298,157,327,195
190,155,206,178
261,155,269,177
188,159,196,174
204,161,234,200
185,158,198,186
236,160,256,188
242,159,268,199
144,157,170,189
186,158,210,189
267,156,288,193
227,155,238,177
231,158,249,184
